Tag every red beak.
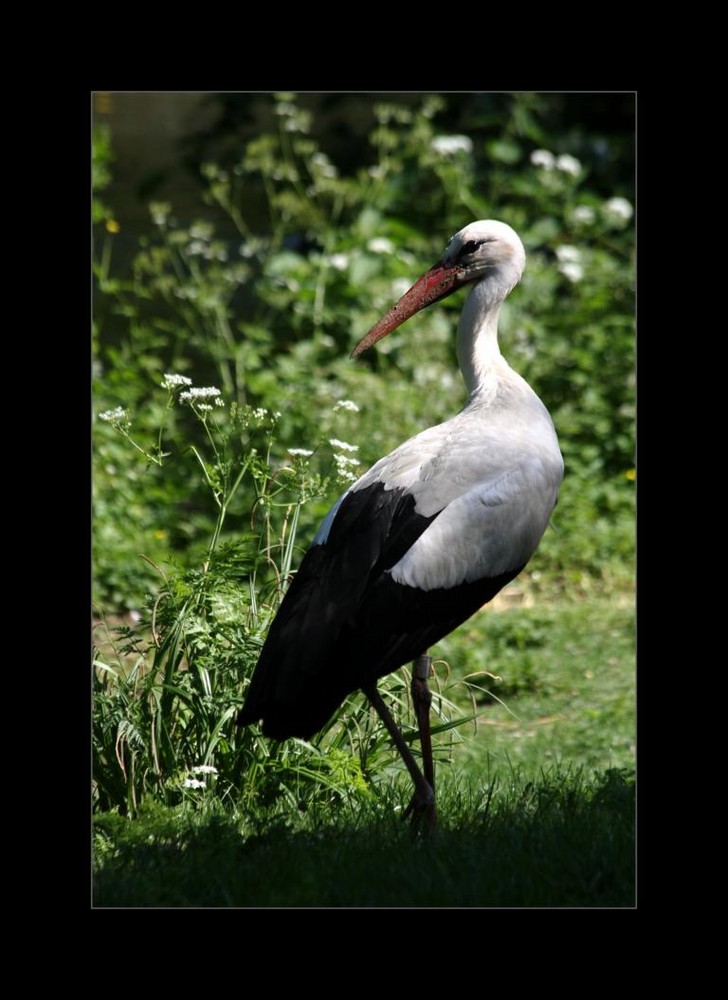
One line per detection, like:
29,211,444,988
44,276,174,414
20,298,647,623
351,261,466,358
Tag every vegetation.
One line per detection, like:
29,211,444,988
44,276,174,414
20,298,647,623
92,92,635,907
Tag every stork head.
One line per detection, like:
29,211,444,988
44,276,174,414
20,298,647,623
352,220,526,357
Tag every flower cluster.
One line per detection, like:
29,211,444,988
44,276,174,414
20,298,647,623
330,438,360,483
604,197,633,222
328,253,349,272
555,245,584,283
182,764,218,790
161,373,192,390
530,149,582,176
367,237,394,255
98,406,130,427
180,387,225,407
571,205,596,225
273,95,311,134
431,135,473,156
310,151,337,179
149,201,171,227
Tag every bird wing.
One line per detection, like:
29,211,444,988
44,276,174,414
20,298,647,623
238,404,562,739
389,455,561,590
237,478,439,736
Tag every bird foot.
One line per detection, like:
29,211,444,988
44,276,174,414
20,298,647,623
402,784,437,836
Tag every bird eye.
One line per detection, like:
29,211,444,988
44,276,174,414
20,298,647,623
461,239,482,256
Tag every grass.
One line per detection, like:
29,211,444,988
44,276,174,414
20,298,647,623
435,595,635,780
93,766,633,907
93,595,635,908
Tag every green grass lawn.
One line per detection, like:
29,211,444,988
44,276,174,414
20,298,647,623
434,595,635,780
93,596,635,908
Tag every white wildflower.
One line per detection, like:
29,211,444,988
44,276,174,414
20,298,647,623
556,246,584,282
559,261,584,283
161,373,193,390
253,407,268,420
275,101,297,117
197,404,213,413
604,196,633,222
180,387,222,403
311,152,337,178
274,411,282,419
555,245,582,264
367,237,394,255
150,202,171,227
556,153,581,176
328,253,349,272
572,205,596,225
187,239,207,256
334,454,360,467
98,406,128,424
333,399,360,413
182,778,206,790
334,453,361,482
329,438,359,452
530,149,555,170
191,765,218,775
288,448,314,457
431,135,473,156
215,397,225,407
368,164,385,180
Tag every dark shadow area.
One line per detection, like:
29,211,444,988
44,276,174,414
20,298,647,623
93,767,634,908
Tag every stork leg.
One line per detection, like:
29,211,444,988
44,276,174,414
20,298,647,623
364,663,437,833
410,653,435,793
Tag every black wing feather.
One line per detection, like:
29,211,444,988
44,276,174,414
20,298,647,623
237,480,522,740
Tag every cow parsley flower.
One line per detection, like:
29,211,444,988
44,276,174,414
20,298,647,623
98,406,129,425
191,765,218,775
367,237,394,254
161,373,193,390
329,438,359,452
288,448,314,457
530,149,555,170
333,399,360,413
182,778,206,790
328,253,349,272
334,453,361,482
604,196,633,222
150,202,171,227
431,135,473,156
311,152,337,178
556,246,584,282
556,153,581,176
555,245,582,264
559,261,584,283
572,205,596,225
180,387,222,403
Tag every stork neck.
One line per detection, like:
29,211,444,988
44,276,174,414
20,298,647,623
457,279,507,395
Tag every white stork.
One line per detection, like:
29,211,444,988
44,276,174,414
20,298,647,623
237,220,564,828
